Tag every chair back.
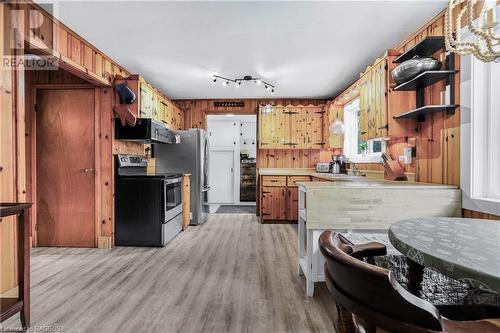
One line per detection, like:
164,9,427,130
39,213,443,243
319,231,443,331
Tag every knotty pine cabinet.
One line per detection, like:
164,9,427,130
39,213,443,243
114,75,182,130
258,106,324,149
358,52,416,141
359,57,388,141
322,101,344,149
260,175,310,222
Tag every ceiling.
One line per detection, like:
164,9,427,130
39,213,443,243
48,1,447,99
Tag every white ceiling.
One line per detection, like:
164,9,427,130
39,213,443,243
48,1,447,99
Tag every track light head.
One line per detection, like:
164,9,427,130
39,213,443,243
271,89,275,94
265,85,270,91
222,80,229,87
235,80,241,88
212,78,217,85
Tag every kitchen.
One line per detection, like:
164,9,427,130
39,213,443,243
1,1,500,333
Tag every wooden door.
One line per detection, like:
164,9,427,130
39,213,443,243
327,102,344,149
359,77,369,141
286,187,299,221
208,150,234,203
258,106,273,148
261,187,286,220
139,83,153,118
290,107,307,149
307,107,324,148
376,60,388,138
273,106,288,149
36,89,95,247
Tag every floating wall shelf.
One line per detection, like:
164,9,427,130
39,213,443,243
391,36,457,122
393,36,445,63
394,70,457,91
393,105,458,120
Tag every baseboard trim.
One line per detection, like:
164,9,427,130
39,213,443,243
98,236,113,249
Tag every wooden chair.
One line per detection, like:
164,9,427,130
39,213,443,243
318,231,500,333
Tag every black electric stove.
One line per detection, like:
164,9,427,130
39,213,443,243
115,154,183,246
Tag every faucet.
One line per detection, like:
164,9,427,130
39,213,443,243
351,163,358,176
338,156,363,176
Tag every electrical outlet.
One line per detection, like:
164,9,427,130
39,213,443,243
403,147,413,164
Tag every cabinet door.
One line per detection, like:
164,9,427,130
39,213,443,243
261,186,287,220
360,59,389,140
286,187,299,221
307,106,324,149
273,106,289,149
151,93,159,121
259,106,274,148
139,83,153,118
359,77,369,142
326,102,344,149
173,104,182,130
375,60,388,138
159,100,167,124
290,107,307,149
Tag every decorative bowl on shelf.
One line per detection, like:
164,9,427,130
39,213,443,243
391,57,441,84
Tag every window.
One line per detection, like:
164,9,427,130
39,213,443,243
343,98,385,163
461,54,500,215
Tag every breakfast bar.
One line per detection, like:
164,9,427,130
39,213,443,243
297,177,461,296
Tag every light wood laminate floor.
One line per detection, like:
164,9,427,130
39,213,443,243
2,214,335,333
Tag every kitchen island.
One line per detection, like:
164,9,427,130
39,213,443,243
297,175,461,296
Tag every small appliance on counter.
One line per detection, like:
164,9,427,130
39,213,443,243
115,154,183,246
330,155,349,174
315,162,331,173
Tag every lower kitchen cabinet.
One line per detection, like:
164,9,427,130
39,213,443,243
260,175,311,223
261,186,287,221
286,187,299,221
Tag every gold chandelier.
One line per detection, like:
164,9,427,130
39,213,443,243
445,0,500,62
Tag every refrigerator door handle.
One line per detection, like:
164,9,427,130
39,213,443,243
202,186,211,192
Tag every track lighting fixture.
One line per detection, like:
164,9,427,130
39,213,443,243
211,75,276,94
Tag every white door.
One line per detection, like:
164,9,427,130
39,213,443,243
208,150,234,203
208,120,237,148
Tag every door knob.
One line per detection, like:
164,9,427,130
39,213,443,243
81,168,95,174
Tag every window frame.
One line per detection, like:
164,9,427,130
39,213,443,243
460,48,500,216
343,98,385,163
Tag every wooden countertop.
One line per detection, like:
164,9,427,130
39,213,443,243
303,173,458,189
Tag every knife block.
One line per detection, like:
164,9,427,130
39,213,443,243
383,160,407,181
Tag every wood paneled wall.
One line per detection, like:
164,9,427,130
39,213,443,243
1,1,145,293
334,8,498,220
174,99,330,168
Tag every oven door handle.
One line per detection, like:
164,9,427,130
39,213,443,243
202,186,211,192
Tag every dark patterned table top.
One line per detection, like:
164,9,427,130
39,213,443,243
389,217,500,294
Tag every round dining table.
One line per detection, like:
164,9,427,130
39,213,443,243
388,217,500,294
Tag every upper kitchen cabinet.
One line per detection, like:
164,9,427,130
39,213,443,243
359,56,388,141
114,75,182,130
322,101,344,149
258,105,324,149
358,51,415,140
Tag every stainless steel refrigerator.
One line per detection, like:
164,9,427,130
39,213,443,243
153,129,210,225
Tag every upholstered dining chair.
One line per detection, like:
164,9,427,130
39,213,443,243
318,231,500,333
